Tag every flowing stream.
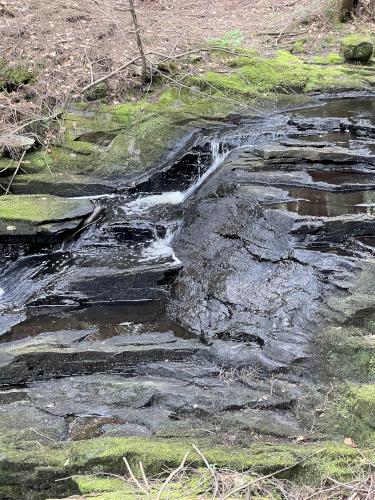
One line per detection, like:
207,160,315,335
1,97,375,490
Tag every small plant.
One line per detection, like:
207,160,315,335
291,38,308,54
213,30,245,49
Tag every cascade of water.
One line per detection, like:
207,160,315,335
121,138,229,215
139,223,182,265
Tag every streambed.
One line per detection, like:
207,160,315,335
1,96,375,495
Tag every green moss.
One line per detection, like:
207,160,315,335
16,46,375,189
192,50,369,98
312,53,344,65
0,194,92,223
73,476,137,499
341,35,374,62
65,140,100,155
0,59,34,90
315,325,375,382
320,384,375,446
341,34,373,46
2,436,375,499
210,29,246,49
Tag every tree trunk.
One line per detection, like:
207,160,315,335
127,0,148,82
336,0,356,21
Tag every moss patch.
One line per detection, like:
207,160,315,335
191,50,370,97
0,59,33,91
312,53,344,65
0,194,92,224
17,48,375,189
319,384,375,447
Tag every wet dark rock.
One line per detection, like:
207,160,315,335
169,195,321,369
254,144,375,164
345,119,375,138
221,409,302,438
287,116,349,131
0,331,206,385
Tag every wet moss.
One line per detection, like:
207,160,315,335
74,476,136,499
0,194,92,224
65,140,100,155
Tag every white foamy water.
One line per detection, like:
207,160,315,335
140,225,181,265
122,139,228,215
69,194,117,200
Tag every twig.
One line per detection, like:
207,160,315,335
155,451,189,500
5,150,26,195
81,55,141,93
127,0,148,82
9,112,62,136
192,444,219,498
139,461,150,491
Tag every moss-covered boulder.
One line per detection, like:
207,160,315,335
0,194,94,239
341,35,374,62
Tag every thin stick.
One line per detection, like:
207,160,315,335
192,444,219,498
5,150,26,195
222,450,324,499
139,461,150,491
156,451,189,500
127,0,148,82
82,55,141,93
123,456,149,495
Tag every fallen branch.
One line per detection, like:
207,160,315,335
8,111,62,136
81,55,142,93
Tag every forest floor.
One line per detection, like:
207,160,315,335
1,0,375,135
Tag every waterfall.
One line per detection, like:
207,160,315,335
140,224,182,265
121,138,228,215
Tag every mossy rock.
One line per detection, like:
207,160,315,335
341,35,374,62
0,194,93,237
191,50,371,97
